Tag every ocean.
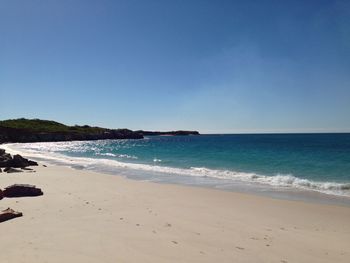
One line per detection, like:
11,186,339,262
5,133,350,203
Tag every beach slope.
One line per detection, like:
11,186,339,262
0,165,350,263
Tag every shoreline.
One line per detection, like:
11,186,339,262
1,164,350,262
3,142,350,207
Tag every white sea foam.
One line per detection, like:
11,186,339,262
97,152,117,157
3,143,350,197
96,152,138,159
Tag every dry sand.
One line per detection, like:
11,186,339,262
1,165,350,263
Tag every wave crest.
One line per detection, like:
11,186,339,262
3,143,350,197
96,152,138,159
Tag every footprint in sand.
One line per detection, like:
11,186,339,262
171,241,178,244
164,223,172,227
236,246,245,250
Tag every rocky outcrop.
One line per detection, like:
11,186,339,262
0,149,38,168
0,149,13,166
4,167,23,173
7,154,38,168
0,126,143,144
3,184,43,197
0,208,23,223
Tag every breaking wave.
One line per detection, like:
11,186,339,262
3,143,350,198
96,152,138,159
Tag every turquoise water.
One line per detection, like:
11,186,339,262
7,134,350,197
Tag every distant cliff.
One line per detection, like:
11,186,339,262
0,118,143,143
138,130,200,136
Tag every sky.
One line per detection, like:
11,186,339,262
0,0,349,133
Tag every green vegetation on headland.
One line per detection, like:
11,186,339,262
0,118,104,133
0,118,199,143
0,118,143,143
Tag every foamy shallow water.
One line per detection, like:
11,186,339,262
3,135,350,206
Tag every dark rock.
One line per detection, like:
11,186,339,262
3,153,12,159
0,189,3,200
0,208,23,223
0,168,2,173
3,184,43,197
28,160,38,166
0,148,5,155
0,152,12,167
13,154,28,165
11,154,37,168
0,152,38,168
5,167,23,173
0,153,12,164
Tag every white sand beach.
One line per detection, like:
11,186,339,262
1,164,350,263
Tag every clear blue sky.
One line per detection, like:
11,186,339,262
1,0,349,133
